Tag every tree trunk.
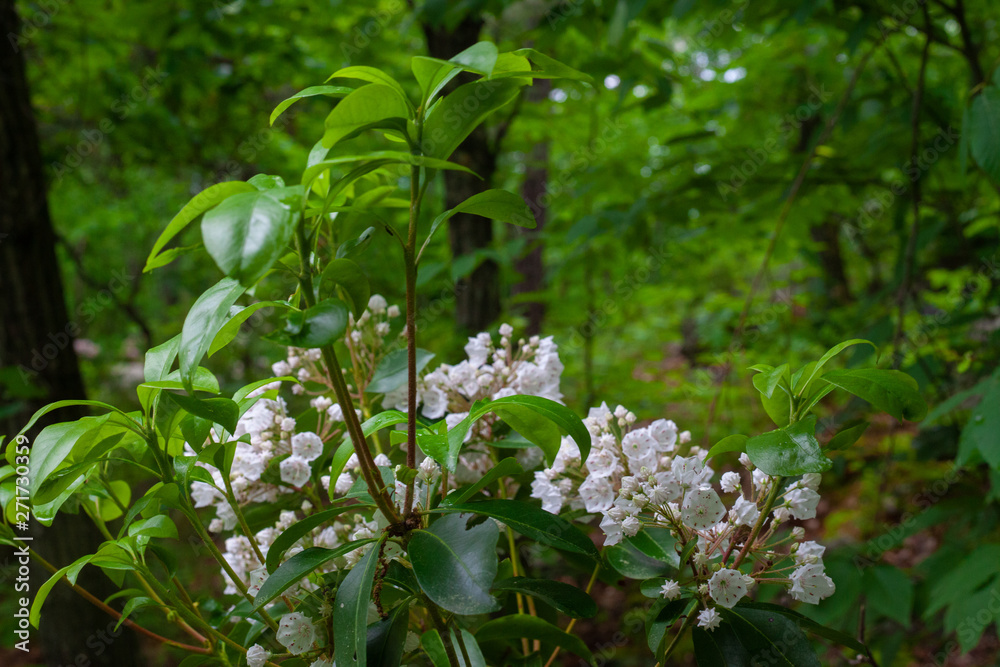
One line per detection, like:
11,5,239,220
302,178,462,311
423,16,502,333
1,3,139,664
512,79,551,336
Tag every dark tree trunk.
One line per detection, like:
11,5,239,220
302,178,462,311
512,79,551,336
423,16,502,333
810,218,852,305
1,3,139,665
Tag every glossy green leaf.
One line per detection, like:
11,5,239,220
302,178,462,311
410,513,500,615
326,66,412,110
255,539,375,610
647,598,694,653
322,84,411,148
435,499,599,559
29,415,109,497
492,578,597,618
270,85,353,125
337,226,377,259
707,434,748,459
956,367,1000,468
265,505,371,573
165,393,239,433
475,615,594,664
127,515,178,540
507,49,594,83
276,299,350,348
366,598,413,667
733,601,866,652
30,554,93,627
820,368,927,421
209,301,290,356
334,536,387,667
746,416,831,476
969,86,1000,182
179,278,246,393
825,420,869,451
422,79,521,159
795,339,877,396
145,182,256,272
443,457,523,506
367,348,436,394
605,540,673,580
144,335,180,383
752,363,788,399
723,606,822,666
201,188,299,286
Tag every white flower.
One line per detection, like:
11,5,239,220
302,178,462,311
327,403,344,422
682,486,726,529
739,452,753,469
421,386,448,420
418,457,441,483
600,512,623,546
310,396,333,412
277,612,316,655
697,607,722,631
622,429,658,473
579,476,615,513
368,294,387,314
280,455,311,487
374,453,391,467
730,496,760,527
621,515,642,536
720,472,741,494
791,526,806,541
310,658,334,667
648,419,678,452
785,487,820,520
247,566,268,597
585,447,618,478
247,644,270,667
793,540,826,565
659,580,681,599
708,568,750,609
335,472,354,495
291,432,324,462
530,472,563,514
800,473,822,490
789,563,836,604
499,323,513,337
387,305,400,318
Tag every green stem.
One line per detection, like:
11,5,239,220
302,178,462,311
294,216,400,525
426,603,463,667
733,476,784,569
659,602,699,664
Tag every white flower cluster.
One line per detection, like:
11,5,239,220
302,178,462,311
384,323,563,484
530,403,836,630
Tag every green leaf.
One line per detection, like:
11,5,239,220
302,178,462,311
692,622,747,666
322,84,412,148
144,335,180,383
127,515,178,540
319,259,370,319
270,85,353,125
30,554,93,627
265,505,371,573
820,368,927,421
275,299,350,348
707,434,748,460
326,66,412,111
435,499,599,559
722,606,822,666
957,368,1000,468
337,226,377,259
422,80,522,159
164,393,239,434
825,420,869,451
795,339,877,396
115,596,157,632
255,539,375,610
421,629,484,667
507,49,594,84
367,348,436,394
752,363,788,399
746,416,832,476
208,301,290,356
29,415,109,497
926,544,1000,616
410,513,501,616
628,527,680,567
475,615,595,665
605,540,673,580
145,182,256,272
443,457,523,506
492,578,597,618
491,404,562,465
179,278,246,393
864,565,913,626
366,598,413,667
451,42,499,76
15,400,127,442
647,598,694,653
201,188,299,286
428,189,537,248
969,86,1000,182
733,601,867,652
334,536,387,667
